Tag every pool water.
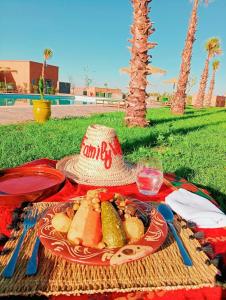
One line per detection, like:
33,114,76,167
0,93,77,106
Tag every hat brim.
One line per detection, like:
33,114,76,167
56,155,137,186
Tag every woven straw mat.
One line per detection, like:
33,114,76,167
0,202,218,297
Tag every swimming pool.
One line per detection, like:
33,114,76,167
0,93,96,106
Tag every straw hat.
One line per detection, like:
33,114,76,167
56,124,136,186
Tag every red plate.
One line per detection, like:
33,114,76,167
38,200,168,266
0,166,65,206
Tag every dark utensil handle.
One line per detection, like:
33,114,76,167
168,222,193,267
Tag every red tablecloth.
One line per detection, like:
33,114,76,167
0,159,226,300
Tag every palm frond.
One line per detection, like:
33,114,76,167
212,60,220,71
205,37,222,58
43,48,53,61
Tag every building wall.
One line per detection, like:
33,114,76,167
0,60,58,93
73,86,122,98
192,94,225,107
29,61,58,89
0,61,30,92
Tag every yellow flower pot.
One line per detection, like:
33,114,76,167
33,100,51,123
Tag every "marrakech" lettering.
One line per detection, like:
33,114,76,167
81,136,122,169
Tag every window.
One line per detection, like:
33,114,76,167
45,79,52,88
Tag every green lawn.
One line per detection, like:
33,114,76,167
0,106,225,211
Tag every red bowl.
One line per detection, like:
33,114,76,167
0,166,66,207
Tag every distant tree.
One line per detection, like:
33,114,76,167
171,0,209,115
125,0,156,127
194,37,222,108
85,76,92,88
205,60,220,107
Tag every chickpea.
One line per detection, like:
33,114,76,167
124,213,131,219
97,242,106,249
73,238,81,245
73,203,80,211
125,205,136,216
70,198,80,203
92,197,100,204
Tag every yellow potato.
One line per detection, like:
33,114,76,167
51,213,72,233
123,217,144,242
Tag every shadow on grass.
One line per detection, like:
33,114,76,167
175,167,195,180
149,109,226,126
175,166,226,213
197,184,226,213
122,120,226,154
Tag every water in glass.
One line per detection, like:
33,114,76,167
136,162,163,196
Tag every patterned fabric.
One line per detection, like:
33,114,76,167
0,159,225,300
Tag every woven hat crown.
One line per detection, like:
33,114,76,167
57,124,136,186
79,124,122,170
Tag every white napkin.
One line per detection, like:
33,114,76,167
165,188,226,228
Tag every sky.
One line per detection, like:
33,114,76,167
0,0,225,94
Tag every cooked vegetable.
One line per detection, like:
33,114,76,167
101,201,126,248
67,200,102,247
123,217,144,242
51,212,72,233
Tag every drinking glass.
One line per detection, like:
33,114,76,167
136,157,163,196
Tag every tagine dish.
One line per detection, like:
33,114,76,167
38,189,168,266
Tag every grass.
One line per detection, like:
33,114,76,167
0,106,225,211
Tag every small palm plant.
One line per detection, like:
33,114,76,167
195,37,222,108
39,48,53,99
33,48,53,123
205,60,220,107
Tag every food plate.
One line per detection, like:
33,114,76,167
0,166,65,206
38,200,168,266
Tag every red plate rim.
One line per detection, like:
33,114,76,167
38,200,168,266
0,166,65,197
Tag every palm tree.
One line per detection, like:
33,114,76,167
39,48,53,98
194,37,222,108
125,0,156,127
171,0,200,114
42,48,53,78
205,60,220,107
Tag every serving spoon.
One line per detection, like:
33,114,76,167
158,203,193,267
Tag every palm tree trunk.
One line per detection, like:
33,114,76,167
125,0,156,127
194,56,209,108
42,59,46,93
205,70,215,107
171,0,199,114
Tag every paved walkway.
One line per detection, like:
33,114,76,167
0,102,162,125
